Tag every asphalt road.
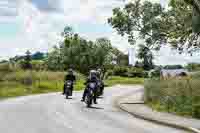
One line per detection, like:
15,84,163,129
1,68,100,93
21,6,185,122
0,85,187,133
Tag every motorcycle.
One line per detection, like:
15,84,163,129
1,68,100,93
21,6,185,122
96,80,104,97
64,80,73,99
85,82,96,107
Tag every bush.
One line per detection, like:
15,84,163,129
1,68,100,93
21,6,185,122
31,60,46,71
0,63,12,72
149,68,161,78
113,66,128,77
144,77,200,118
191,72,200,79
127,67,144,77
112,66,145,78
104,70,114,79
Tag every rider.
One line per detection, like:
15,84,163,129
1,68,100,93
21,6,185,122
96,68,104,95
63,68,76,94
81,70,98,104
96,68,101,80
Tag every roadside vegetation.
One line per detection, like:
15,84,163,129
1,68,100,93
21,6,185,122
1,0,200,121
108,0,200,119
0,23,148,99
0,70,144,99
144,73,200,119
0,61,145,99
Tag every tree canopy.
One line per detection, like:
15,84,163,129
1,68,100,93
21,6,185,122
47,26,126,74
108,0,165,50
108,0,198,53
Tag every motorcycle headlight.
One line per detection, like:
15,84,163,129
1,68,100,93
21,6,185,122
89,83,96,89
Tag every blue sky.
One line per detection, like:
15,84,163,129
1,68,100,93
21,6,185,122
0,0,199,65
0,22,20,39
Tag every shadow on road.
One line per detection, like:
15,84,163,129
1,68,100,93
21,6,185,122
97,96,104,99
87,106,104,110
65,97,73,100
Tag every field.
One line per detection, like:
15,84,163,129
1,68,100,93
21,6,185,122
144,74,200,119
0,69,144,99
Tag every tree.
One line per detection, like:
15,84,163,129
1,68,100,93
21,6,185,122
46,46,63,71
23,50,32,70
111,48,129,66
137,44,154,70
31,52,45,60
108,0,198,53
164,0,193,52
108,1,166,50
47,26,116,74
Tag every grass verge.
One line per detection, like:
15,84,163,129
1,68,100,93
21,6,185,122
0,71,144,99
144,76,200,119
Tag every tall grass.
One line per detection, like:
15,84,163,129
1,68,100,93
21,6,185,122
105,76,144,86
0,70,86,99
0,67,144,99
144,76,200,119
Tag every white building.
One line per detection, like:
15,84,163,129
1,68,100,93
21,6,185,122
128,48,135,66
161,69,188,78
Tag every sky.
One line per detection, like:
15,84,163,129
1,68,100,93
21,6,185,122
0,0,199,65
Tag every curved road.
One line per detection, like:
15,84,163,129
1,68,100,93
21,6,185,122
0,85,187,133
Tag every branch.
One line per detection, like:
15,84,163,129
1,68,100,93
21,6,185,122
193,0,200,13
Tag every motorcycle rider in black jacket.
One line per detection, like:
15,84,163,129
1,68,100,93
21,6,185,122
81,70,98,104
63,69,76,95
96,68,104,95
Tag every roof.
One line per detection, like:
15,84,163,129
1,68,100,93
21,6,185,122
161,69,188,77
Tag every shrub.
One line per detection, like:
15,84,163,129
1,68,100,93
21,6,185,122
0,63,12,72
113,66,128,77
127,67,144,77
191,72,200,79
104,70,114,79
144,77,200,118
31,60,46,71
149,69,161,78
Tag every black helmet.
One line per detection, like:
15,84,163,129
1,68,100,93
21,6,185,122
89,70,96,78
68,68,73,74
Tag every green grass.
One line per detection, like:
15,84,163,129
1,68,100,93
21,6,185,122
144,75,200,119
105,76,144,86
0,70,144,99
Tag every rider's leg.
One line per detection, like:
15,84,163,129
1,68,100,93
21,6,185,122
81,88,87,101
93,89,98,104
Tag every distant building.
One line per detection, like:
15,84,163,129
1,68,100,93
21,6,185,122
161,69,188,78
128,48,135,66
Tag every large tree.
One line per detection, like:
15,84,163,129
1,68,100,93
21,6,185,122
108,1,166,50
163,0,193,52
108,0,198,53
47,26,114,73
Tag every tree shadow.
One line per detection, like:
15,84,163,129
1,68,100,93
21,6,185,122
97,96,104,99
65,97,73,100
87,106,104,110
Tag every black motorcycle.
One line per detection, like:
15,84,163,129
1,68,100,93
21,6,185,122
85,82,96,107
64,80,73,99
96,80,104,97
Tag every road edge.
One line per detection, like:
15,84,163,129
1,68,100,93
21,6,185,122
114,93,200,133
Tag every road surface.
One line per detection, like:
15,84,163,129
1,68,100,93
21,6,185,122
0,85,187,133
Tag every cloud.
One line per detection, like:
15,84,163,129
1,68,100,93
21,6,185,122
0,0,199,65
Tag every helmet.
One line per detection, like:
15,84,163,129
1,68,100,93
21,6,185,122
68,68,73,75
97,68,101,73
89,70,97,79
